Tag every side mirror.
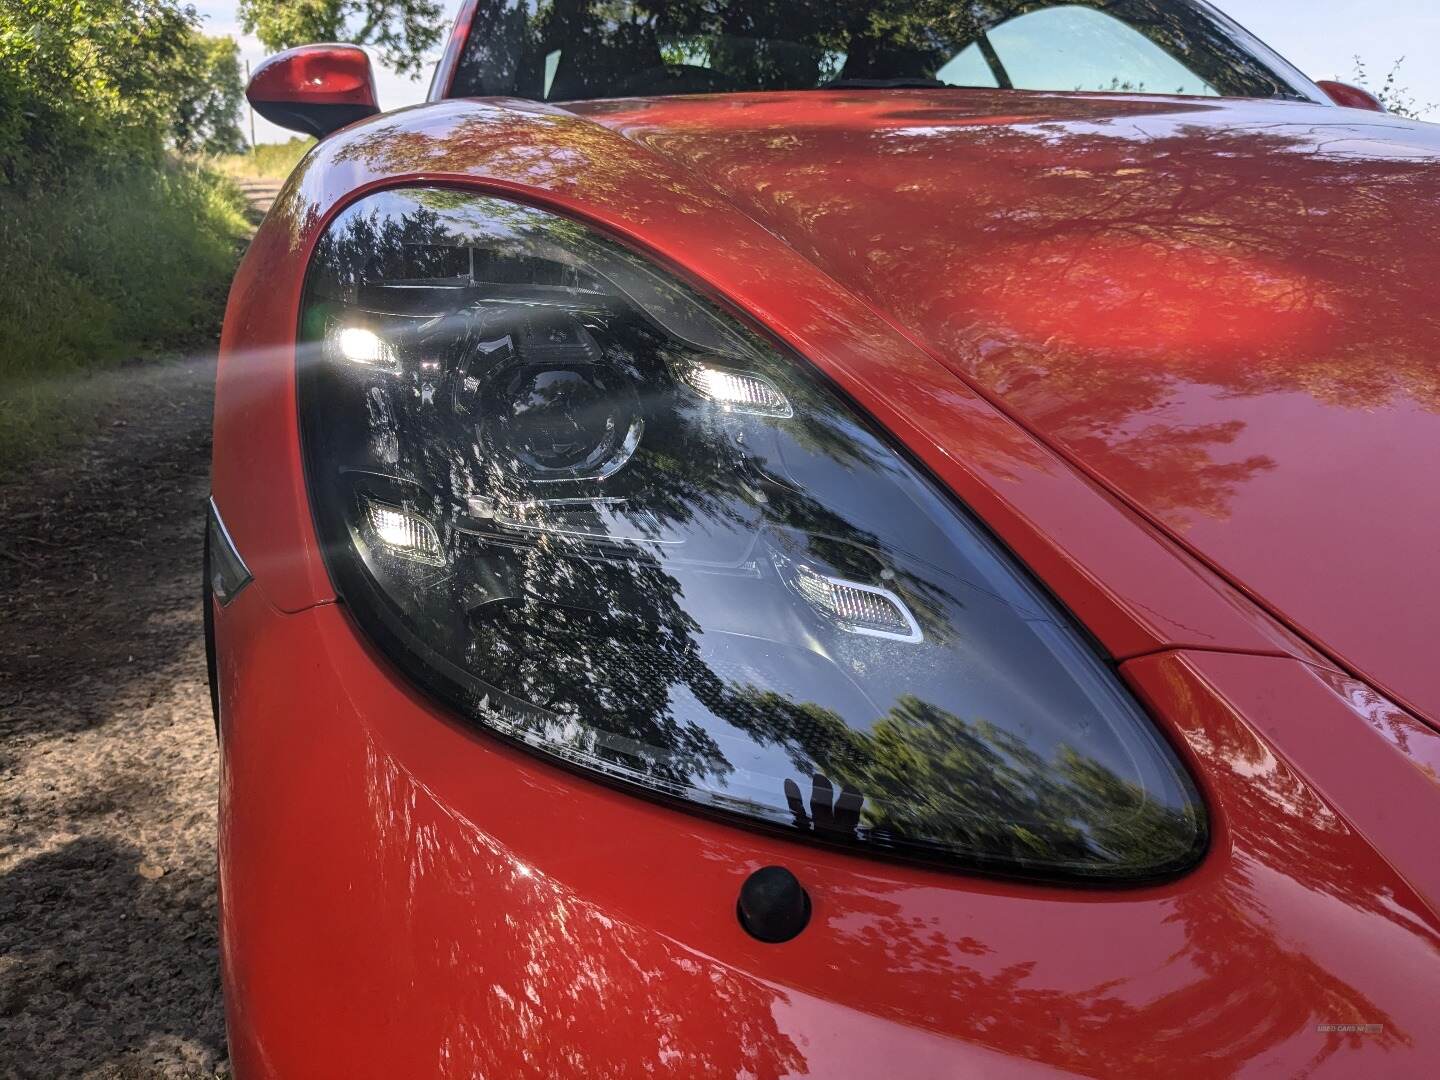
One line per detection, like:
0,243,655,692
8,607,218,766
246,44,381,139
1315,80,1386,113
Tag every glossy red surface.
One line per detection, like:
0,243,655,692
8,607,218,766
215,96,1337,663
213,583,1440,1077
1316,80,1386,111
246,44,379,109
571,91,1440,725
212,83,1440,1077
427,0,477,103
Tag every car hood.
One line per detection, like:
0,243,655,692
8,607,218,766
569,91,1440,723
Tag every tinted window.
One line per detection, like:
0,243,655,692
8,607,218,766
977,5,1216,94
449,0,1315,103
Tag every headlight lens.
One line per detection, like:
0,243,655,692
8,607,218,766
300,188,1205,881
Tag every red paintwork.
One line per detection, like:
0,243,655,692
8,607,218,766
215,582,1440,1077
214,96,1335,662
246,43,378,110
1316,80,1386,111
427,0,478,103
213,86,1440,1077
571,91,1440,726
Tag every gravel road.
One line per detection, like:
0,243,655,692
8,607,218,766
0,356,228,1078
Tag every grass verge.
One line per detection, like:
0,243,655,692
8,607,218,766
212,137,314,180
0,162,249,470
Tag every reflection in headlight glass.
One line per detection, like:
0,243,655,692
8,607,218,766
299,188,1206,881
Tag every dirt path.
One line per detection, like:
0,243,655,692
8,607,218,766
230,178,283,219
0,359,227,1074
0,176,296,1077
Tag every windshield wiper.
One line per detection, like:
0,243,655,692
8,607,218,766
818,77,950,90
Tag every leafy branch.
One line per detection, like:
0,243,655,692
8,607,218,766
1348,55,1437,120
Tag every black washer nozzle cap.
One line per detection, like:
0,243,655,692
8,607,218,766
737,865,811,943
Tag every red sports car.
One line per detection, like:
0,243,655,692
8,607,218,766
207,1,1440,1075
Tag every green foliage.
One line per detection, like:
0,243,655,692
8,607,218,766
171,29,246,154
0,2,251,459
0,162,249,459
213,135,314,179
1350,56,1436,120
0,1,249,182
1,0,188,183
0,162,248,379
238,0,443,77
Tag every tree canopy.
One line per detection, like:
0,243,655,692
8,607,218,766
171,29,247,155
238,0,444,77
0,0,246,184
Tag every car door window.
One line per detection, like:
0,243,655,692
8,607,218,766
939,4,1217,96
935,42,1000,89
452,0,1313,103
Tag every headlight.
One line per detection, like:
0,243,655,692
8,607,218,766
299,188,1205,881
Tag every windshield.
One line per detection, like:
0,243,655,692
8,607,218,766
448,0,1321,103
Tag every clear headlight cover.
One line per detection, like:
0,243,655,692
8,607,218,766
299,188,1206,881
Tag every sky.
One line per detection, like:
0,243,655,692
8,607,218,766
193,1,1440,144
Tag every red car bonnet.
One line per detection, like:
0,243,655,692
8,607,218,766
216,92,1437,729
569,90,1440,728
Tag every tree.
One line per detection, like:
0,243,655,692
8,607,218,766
1349,56,1436,120
170,32,246,155
0,0,196,183
238,0,444,77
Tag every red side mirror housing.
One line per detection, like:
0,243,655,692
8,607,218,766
1316,80,1386,113
247,44,381,139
